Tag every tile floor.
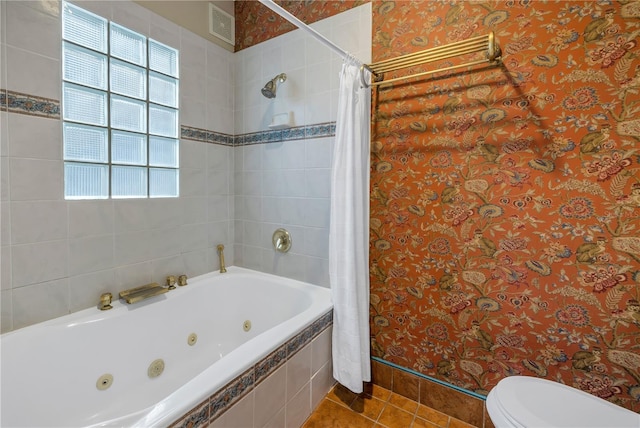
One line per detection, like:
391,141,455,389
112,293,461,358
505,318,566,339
302,383,478,428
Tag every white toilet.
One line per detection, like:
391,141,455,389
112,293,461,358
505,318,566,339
486,376,640,427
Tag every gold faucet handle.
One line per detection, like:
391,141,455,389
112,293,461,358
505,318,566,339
166,275,177,290
178,274,188,286
99,292,113,311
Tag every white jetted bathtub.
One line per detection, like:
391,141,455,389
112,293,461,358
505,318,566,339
0,267,333,427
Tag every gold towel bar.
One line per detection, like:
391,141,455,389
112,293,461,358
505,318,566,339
363,32,502,88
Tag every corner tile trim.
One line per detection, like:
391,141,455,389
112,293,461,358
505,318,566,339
0,89,60,119
371,356,487,401
170,309,333,428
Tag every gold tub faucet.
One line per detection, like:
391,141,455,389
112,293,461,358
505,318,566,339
178,274,188,286
217,244,227,273
99,292,113,310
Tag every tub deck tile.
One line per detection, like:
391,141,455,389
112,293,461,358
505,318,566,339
255,343,287,385
170,310,334,427
169,397,210,428
209,367,255,422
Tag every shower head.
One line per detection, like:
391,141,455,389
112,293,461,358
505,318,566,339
261,73,287,99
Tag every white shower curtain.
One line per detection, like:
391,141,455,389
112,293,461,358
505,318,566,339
330,55,371,394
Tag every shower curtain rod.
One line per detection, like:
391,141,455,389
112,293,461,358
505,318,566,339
257,0,375,78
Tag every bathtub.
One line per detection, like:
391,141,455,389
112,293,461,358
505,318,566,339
0,267,333,427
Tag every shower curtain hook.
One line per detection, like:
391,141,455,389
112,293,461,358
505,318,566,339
360,65,370,88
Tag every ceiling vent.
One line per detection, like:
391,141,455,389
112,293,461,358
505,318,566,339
208,3,235,45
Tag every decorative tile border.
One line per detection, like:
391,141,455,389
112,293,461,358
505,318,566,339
0,89,335,146
181,125,234,146
0,89,60,119
169,309,333,428
235,122,336,146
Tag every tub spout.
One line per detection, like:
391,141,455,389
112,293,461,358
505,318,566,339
217,244,227,273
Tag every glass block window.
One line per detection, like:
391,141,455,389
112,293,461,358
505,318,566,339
62,2,179,199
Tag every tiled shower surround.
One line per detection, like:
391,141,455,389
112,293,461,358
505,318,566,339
0,1,372,332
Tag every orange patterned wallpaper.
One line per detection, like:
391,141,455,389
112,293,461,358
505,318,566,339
370,0,640,411
234,0,369,51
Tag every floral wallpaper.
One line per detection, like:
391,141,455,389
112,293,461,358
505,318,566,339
369,0,640,411
234,0,369,51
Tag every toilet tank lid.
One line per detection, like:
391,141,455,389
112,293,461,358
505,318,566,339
493,376,640,428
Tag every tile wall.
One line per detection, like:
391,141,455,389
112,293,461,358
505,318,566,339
371,359,492,428
0,0,235,332
233,4,372,286
0,1,373,333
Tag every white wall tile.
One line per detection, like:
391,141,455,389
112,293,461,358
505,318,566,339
1,157,9,202
8,113,61,160
72,1,112,21
113,200,149,233
114,230,151,265
282,34,306,72
9,158,62,201
180,168,207,197
151,254,185,283
5,1,60,59
146,198,182,229
243,221,262,247
208,194,230,221
267,250,306,282
1,246,11,290
181,29,207,74
150,13,180,49
115,260,152,289
180,96,207,128
6,46,60,100
67,200,114,238
183,248,208,277
68,268,115,312
262,45,283,81
1,201,11,246
305,256,329,288
305,168,331,198
208,220,230,249
1,289,13,333
1,112,8,157
68,235,114,276
303,198,330,228
147,226,181,260
12,240,67,287
11,200,67,244
303,227,329,259
180,140,207,169
180,223,209,252
12,278,68,329
280,141,305,169
208,170,230,196
207,43,232,84
111,1,150,36
181,197,207,225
